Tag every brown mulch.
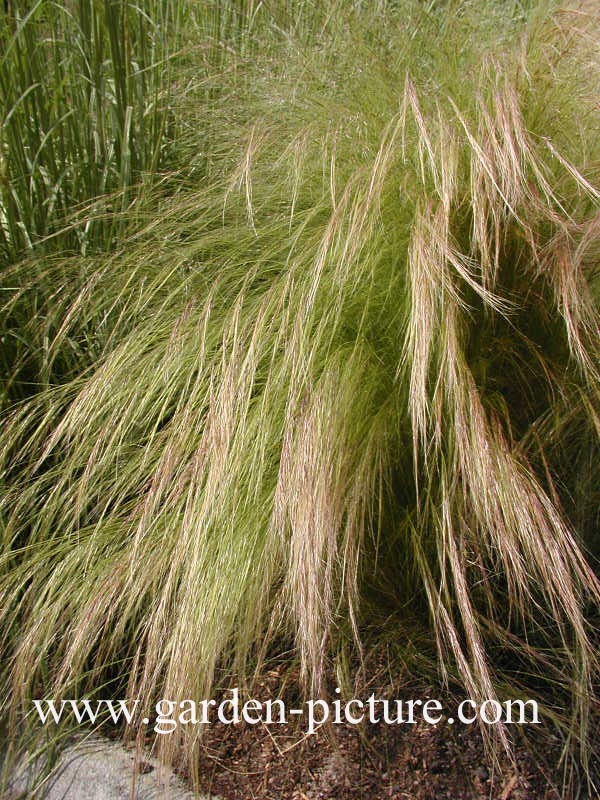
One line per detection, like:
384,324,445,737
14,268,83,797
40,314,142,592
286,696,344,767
189,667,569,800
195,715,564,800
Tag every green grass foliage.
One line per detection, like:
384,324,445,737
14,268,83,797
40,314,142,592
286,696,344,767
0,0,190,262
1,0,600,789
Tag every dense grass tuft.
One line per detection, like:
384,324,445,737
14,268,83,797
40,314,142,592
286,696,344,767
0,0,189,262
1,0,600,790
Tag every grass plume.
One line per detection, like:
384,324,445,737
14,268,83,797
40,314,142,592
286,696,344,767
1,0,599,790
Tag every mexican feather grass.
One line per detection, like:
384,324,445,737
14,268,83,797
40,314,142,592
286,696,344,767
1,0,600,788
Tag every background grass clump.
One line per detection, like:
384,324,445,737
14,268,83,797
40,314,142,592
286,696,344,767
1,0,600,792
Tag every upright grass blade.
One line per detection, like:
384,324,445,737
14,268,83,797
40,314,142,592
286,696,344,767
0,0,181,262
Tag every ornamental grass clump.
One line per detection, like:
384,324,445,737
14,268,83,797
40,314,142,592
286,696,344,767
1,0,599,788
0,0,188,264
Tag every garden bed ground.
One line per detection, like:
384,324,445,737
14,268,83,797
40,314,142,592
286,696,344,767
194,710,564,800
190,662,573,800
